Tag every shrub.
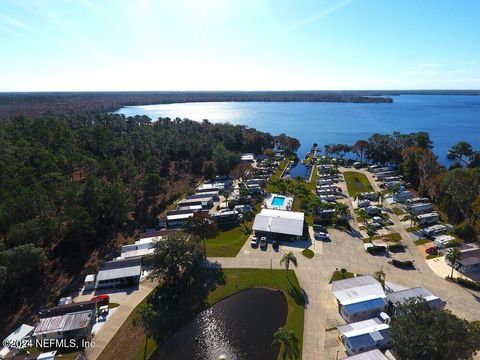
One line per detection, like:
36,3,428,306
445,239,461,248
302,249,314,259
446,276,480,291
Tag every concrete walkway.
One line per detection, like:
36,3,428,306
85,280,158,360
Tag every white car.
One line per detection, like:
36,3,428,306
315,232,329,240
259,236,268,248
251,236,259,247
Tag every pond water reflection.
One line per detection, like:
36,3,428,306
152,288,288,360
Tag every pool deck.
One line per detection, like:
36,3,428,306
263,193,293,211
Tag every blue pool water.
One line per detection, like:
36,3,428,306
271,196,285,206
115,95,480,165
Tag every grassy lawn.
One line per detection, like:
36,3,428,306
330,270,355,282
205,224,251,257
415,238,432,246
343,171,373,198
367,233,402,243
392,207,405,216
406,226,420,232
99,269,305,360
302,249,314,258
426,253,444,260
306,164,318,190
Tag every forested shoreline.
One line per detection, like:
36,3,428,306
0,112,298,334
0,91,393,119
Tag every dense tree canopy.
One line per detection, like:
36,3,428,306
0,112,295,331
391,299,480,360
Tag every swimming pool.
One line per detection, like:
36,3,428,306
271,196,285,206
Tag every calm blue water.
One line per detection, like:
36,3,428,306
271,196,285,206
116,95,480,165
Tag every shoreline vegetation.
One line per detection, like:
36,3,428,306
0,90,397,118
3,90,480,119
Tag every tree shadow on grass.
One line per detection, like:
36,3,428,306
287,284,308,306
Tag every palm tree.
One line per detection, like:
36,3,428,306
374,269,386,289
377,191,385,205
335,203,349,218
446,246,461,279
365,222,377,242
403,211,419,227
272,327,300,360
280,252,298,275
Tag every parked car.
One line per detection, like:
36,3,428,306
315,231,330,241
426,247,438,255
251,236,259,247
58,297,73,306
272,239,279,250
91,294,110,306
259,236,268,249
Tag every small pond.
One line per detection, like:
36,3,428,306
152,288,288,360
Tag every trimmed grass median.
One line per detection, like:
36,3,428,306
343,171,373,197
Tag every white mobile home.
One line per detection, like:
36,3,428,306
0,324,34,359
407,203,433,215
393,190,413,203
319,195,336,202
365,206,381,215
417,212,439,225
421,224,447,237
387,286,444,315
433,235,456,249
332,276,388,323
405,197,430,206
95,258,141,289
337,314,391,356
252,209,304,240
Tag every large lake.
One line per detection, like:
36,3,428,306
116,95,480,165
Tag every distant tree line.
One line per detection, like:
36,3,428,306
0,91,392,119
0,112,299,333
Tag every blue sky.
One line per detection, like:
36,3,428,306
0,0,479,91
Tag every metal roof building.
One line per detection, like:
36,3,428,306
387,286,444,311
34,310,93,335
338,315,391,356
332,276,388,323
95,258,141,289
252,209,304,237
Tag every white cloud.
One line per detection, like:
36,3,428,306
0,13,34,31
285,0,354,33
417,63,443,68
